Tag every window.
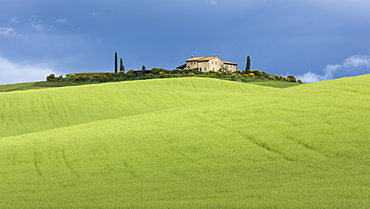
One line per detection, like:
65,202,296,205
199,68,202,71
205,68,207,71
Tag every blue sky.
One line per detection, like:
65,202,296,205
1,0,370,84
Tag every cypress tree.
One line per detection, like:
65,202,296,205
114,52,118,73
245,56,251,73
120,58,125,72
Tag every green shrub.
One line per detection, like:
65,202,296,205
171,70,182,74
183,69,200,75
151,68,165,75
250,70,261,75
111,73,120,77
159,72,170,78
46,74,56,81
287,75,297,82
144,73,155,79
250,70,269,78
215,71,223,77
275,75,282,80
126,70,136,78
75,75,84,81
99,74,108,82
83,75,89,81
91,74,108,82
55,75,65,82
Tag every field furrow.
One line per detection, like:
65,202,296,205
62,149,80,178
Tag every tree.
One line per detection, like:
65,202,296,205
120,58,125,72
245,56,251,73
136,65,146,76
287,75,297,82
46,74,56,81
114,52,118,73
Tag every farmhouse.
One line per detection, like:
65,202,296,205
177,55,238,72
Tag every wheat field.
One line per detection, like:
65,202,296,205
0,76,369,208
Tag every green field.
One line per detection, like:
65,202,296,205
0,82,47,92
0,76,369,208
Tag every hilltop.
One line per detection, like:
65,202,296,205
1,63,303,92
0,75,369,208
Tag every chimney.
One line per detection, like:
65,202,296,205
191,55,194,58
214,55,218,58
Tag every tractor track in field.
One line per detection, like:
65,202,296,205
165,92,183,106
62,149,80,178
193,113,295,162
122,159,137,178
39,95,58,128
33,150,44,179
244,134,295,162
292,136,330,158
47,94,68,126
169,147,201,165
93,93,120,115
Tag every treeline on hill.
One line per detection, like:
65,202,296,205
42,68,302,87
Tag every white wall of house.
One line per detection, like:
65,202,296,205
184,56,237,72
185,61,197,69
223,63,237,72
198,58,222,72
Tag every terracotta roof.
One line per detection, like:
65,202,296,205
223,61,237,65
186,56,202,61
185,56,237,66
186,56,219,62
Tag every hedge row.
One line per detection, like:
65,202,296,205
45,68,302,84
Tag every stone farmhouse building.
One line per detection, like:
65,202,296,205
177,55,238,72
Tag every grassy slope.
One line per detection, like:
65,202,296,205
0,78,271,138
0,82,46,92
0,76,369,208
0,78,300,93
